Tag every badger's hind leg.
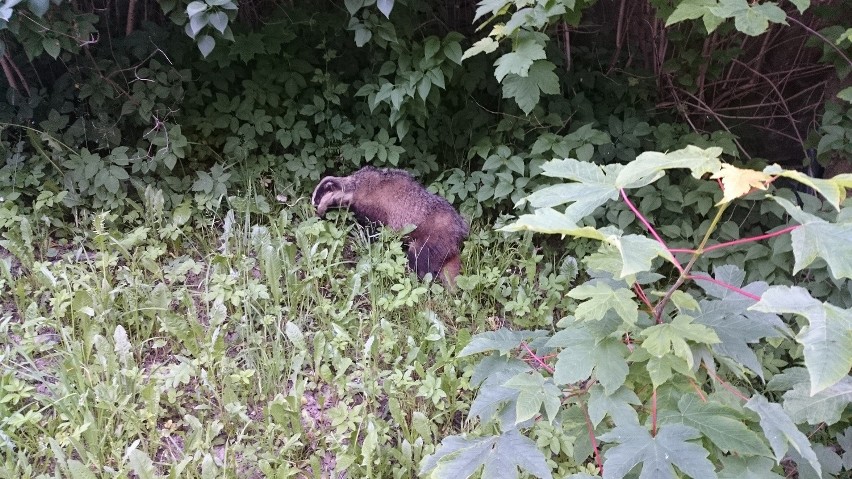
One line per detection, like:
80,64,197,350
406,238,439,279
439,254,461,288
407,237,459,287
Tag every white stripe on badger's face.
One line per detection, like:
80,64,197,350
311,177,341,207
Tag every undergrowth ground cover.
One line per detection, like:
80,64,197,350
2,151,851,478
0,197,578,478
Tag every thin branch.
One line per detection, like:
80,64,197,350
702,225,800,253
582,405,604,476
787,16,852,69
126,0,139,36
520,342,554,374
633,283,654,315
687,275,761,301
620,188,684,274
704,365,750,402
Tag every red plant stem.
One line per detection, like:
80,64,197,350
704,365,750,402
633,283,654,313
702,225,800,253
583,405,604,475
620,189,684,274
520,342,554,374
688,378,707,402
688,274,761,301
668,248,694,253
651,389,658,437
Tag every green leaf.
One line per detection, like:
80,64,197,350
599,424,717,479
666,0,718,27
67,460,98,479
770,196,852,280
523,157,619,222
718,456,784,479
501,60,560,114
745,395,821,474
377,0,393,18
39,37,60,59
550,326,629,394
587,385,640,427
615,145,723,189
186,1,207,16
568,282,638,325
768,368,852,426
469,357,529,424
612,234,670,277
838,86,852,103
354,26,372,47
711,0,787,36
459,328,549,356
462,37,499,61
772,168,850,211
692,265,786,379
420,430,553,479
501,207,599,236
658,395,773,457
504,371,562,423
493,35,546,82
27,0,49,16
473,0,512,22
127,449,157,479
641,315,720,368
344,0,363,15
424,36,440,59
197,35,215,57
751,285,852,394
788,0,810,14
645,354,694,389
443,41,463,65
208,11,228,33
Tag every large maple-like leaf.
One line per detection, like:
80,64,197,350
549,324,629,394
751,285,852,394
745,395,821,475
766,367,852,426
504,371,562,424
692,265,787,378
657,395,772,457
523,157,620,222
587,385,640,427
568,282,638,325
771,196,852,281
459,328,550,356
493,33,546,82
640,315,720,369
615,145,723,189
468,356,530,425
710,163,773,205
502,60,560,114
420,429,552,479
718,456,783,479
599,424,717,479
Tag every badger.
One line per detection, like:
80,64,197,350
311,166,469,286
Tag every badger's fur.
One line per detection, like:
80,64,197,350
311,166,469,286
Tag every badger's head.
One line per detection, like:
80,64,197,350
311,176,354,217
